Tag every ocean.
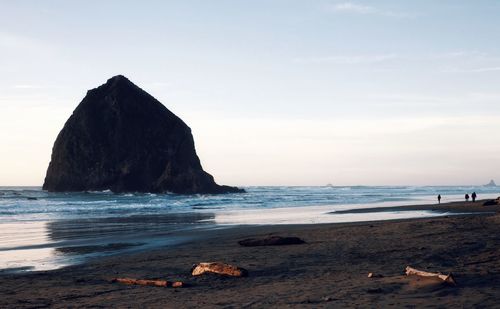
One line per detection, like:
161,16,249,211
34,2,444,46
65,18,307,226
1,186,498,272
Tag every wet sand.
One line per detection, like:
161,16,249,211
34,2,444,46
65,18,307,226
332,199,498,215
1,200,500,308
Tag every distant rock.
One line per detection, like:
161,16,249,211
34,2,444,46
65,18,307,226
485,180,497,187
43,75,244,194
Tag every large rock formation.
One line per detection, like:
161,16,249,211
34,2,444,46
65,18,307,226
485,179,497,187
43,75,243,194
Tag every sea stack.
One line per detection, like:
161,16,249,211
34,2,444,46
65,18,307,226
485,180,497,187
43,75,243,194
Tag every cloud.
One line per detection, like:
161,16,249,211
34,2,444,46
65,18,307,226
0,32,49,50
146,81,173,88
467,92,500,101
432,50,500,73
467,67,500,73
331,2,377,14
12,84,45,89
294,50,500,76
431,51,487,59
294,53,400,64
190,114,500,186
328,2,411,18
441,66,500,73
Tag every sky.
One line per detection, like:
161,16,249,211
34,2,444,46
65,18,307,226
1,0,500,186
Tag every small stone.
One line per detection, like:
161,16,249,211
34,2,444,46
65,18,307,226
367,288,383,294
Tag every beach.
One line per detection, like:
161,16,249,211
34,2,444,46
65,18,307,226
1,200,500,308
2,2,500,308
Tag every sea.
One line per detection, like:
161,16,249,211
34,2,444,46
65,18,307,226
1,185,499,272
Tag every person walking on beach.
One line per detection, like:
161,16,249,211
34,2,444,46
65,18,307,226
465,193,470,202
472,192,477,203
437,194,441,204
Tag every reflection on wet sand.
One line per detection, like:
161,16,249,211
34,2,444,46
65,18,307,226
0,221,62,272
214,205,447,225
0,213,215,272
46,213,215,241
56,242,145,255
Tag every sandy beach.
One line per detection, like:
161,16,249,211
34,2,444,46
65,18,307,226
1,199,500,308
3,2,500,308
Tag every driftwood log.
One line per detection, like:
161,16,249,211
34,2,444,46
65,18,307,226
367,272,383,278
405,266,456,285
192,262,248,277
238,236,305,247
111,278,183,288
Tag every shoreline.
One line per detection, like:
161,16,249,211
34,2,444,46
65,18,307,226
331,199,498,215
1,199,500,307
0,197,494,273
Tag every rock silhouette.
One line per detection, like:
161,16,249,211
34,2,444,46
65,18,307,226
43,75,243,194
485,179,497,187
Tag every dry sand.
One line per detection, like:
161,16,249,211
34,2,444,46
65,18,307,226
1,200,500,308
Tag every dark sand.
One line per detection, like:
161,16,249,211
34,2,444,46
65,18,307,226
1,200,500,308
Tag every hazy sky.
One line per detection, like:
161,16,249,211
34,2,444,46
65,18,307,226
1,0,500,186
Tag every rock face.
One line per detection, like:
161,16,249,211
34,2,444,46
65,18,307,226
485,179,497,187
43,75,243,194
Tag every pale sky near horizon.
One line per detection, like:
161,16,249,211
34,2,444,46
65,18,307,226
1,0,500,186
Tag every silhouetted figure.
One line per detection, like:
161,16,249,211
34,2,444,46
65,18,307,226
472,192,477,203
437,194,441,204
465,193,470,202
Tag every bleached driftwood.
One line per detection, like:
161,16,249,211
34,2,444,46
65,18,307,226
171,281,184,288
367,272,383,278
112,278,183,288
405,266,456,285
192,262,248,277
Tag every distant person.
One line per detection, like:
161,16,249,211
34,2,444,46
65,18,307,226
437,194,441,204
465,193,470,202
472,192,477,203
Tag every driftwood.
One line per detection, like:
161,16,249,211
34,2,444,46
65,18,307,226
367,272,383,278
111,278,183,288
171,281,184,288
238,236,305,247
192,262,248,277
405,266,456,285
